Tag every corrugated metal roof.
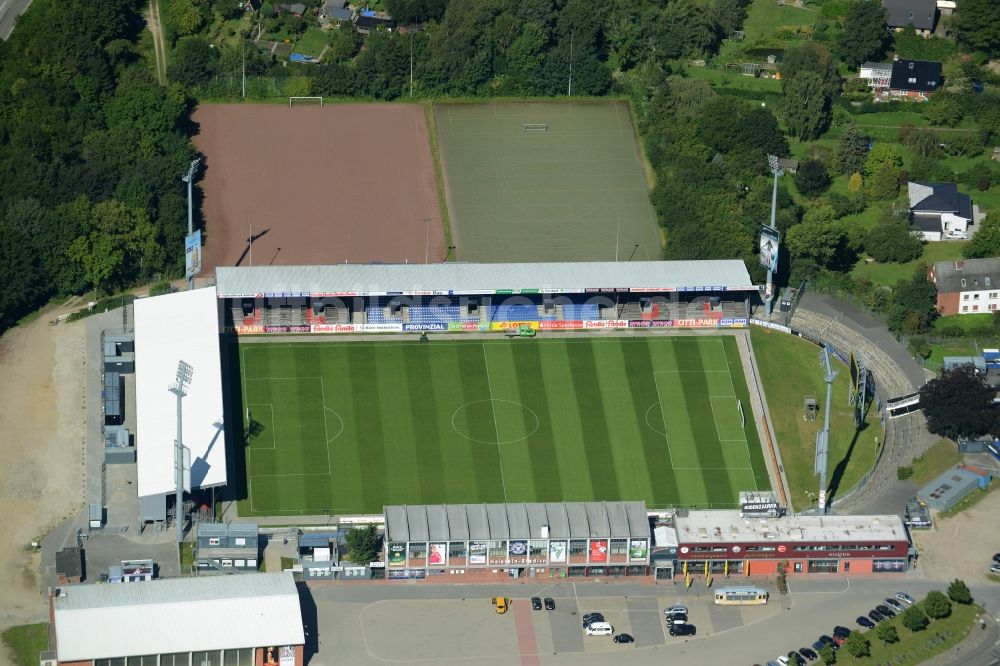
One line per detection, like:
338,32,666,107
606,502,630,538
215,261,755,297
526,503,548,539
446,505,469,541
486,504,510,539
507,503,529,537
625,502,649,536
426,505,449,541
585,503,611,538
198,522,258,538
385,506,408,541
54,573,303,661
566,503,590,539
406,505,428,541
467,504,490,540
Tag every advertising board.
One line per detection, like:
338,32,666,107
760,225,780,272
403,323,447,332
589,540,608,563
184,230,202,279
387,544,406,566
469,541,487,565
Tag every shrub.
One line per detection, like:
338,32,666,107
900,605,929,633
795,159,832,197
924,591,952,619
897,466,913,480
948,579,973,605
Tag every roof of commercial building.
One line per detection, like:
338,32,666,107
883,0,936,29
55,547,83,578
214,261,756,297
917,467,981,505
53,573,304,661
932,258,1000,294
133,287,227,498
674,510,908,544
197,522,259,539
385,502,650,542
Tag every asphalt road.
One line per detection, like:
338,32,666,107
0,0,32,40
306,578,1000,665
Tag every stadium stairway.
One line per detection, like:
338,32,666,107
784,307,937,516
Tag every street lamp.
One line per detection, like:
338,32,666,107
168,360,194,542
181,158,202,290
764,154,784,316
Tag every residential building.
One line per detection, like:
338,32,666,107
888,59,942,100
883,0,937,35
860,61,892,89
908,181,972,240
929,258,1000,315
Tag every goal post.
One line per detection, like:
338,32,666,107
737,399,745,429
522,122,548,132
289,96,324,107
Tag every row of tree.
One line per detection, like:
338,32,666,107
0,0,199,330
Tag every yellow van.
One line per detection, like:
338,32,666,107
492,597,510,614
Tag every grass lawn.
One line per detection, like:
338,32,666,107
742,0,817,47
860,598,980,665
932,313,995,334
293,28,327,57
179,542,194,574
1,624,48,666
750,327,882,509
926,341,986,372
852,241,966,286
908,439,962,485
236,336,770,515
685,66,783,95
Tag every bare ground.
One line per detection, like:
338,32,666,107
910,484,1000,584
0,308,86,638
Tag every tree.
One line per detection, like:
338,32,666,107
848,172,863,193
865,219,923,263
867,161,900,201
925,94,964,127
819,644,837,664
794,158,831,197
954,0,1000,57
886,266,937,334
864,144,903,179
924,591,952,619
837,124,869,176
920,365,1000,440
787,650,804,666
786,212,856,274
168,37,218,87
964,214,1000,259
781,43,840,97
167,0,208,37
345,524,380,564
384,0,449,23
900,606,929,633
783,70,831,140
844,631,871,659
948,579,974,605
875,623,899,646
837,1,889,69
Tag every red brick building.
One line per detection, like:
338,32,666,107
673,510,912,577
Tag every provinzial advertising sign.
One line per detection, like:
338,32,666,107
387,543,405,566
403,323,447,332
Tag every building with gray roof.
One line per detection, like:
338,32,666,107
918,467,984,511
383,502,650,580
929,258,1000,315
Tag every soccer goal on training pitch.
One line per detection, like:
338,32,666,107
522,122,548,132
737,399,745,429
289,96,324,107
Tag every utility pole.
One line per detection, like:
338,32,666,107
764,154,784,316
169,361,194,543
181,158,201,291
567,32,574,96
815,347,835,513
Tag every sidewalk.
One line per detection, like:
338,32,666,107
920,611,998,666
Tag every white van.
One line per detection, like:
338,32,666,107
585,622,614,636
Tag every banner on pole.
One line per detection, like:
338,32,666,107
185,230,202,279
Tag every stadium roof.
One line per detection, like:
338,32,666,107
215,261,756,297
384,502,650,542
674,510,908,544
53,573,303,661
134,287,227,498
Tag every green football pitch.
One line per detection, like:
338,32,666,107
434,101,661,263
236,336,771,516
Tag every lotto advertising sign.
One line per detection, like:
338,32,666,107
490,321,540,331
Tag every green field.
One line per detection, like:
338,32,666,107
434,101,661,263
236,336,770,515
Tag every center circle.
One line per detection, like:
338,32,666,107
451,399,540,445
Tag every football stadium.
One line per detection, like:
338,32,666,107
130,259,775,522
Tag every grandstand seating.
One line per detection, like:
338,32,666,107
487,303,556,322
560,303,600,320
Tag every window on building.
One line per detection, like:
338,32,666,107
963,293,969,300
991,304,997,311
570,539,588,556
610,539,628,556
126,657,157,666
193,651,222,666
529,540,547,558
96,659,126,666
408,542,426,560
974,305,979,311
224,649,253,666
794,562,803,572
974,293,980,299
448,542,466,558
807,560,839,573
160,654,192,666
962,279,967,288
963,306,969,312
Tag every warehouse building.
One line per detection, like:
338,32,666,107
673,510,912,576
383,501,651,580
918,466,989,511
51,572,304,665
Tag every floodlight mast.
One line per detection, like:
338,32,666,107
168,360,193,542
181,158,202,290
765,154,784,316
814,347,835,512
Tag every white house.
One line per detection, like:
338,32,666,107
908,181,973,241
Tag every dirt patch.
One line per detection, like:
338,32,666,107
911,485,1000,584
193,104,445,272
0,312,85,632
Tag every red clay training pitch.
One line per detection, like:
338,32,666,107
192,104,445,273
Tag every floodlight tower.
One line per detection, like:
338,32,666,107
181,158,202,290
169,360,194,542
814,347,836,512
765,154,784,316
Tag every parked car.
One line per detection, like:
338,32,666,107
585,622,614,636
895,592,915,605
833,626,851,639
884,598,904,612
990,563,1000,574
993,553,1000,564
831,634,847,646
669,623,696,636
668,614,688,625
869,610,885,623
613,633,634,644
531,597,542,611
664,605,688,617
776,656,791,666
544,597,555,610
582,613,604,627
798,647,818,661
819,635,839,651
876,604,895,618
857,616,875,629
811,640,826,652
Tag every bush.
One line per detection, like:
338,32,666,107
864,219,923,263
795,159,832,197
897,466,913,480
901,605,930,633
924,591,952,619
948,579,974,605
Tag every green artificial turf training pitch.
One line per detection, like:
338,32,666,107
236,336,770,515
